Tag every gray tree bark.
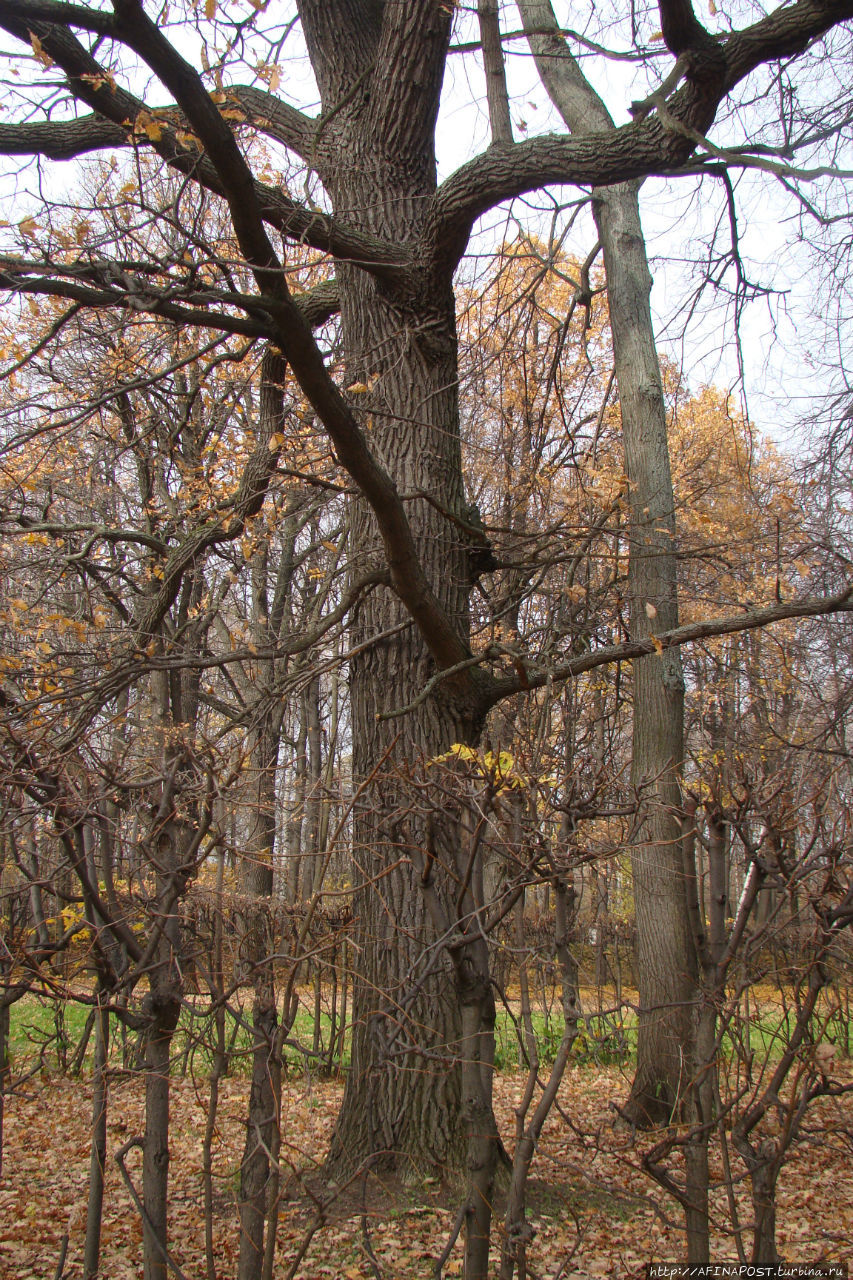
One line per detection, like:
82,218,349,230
236,351,288,1280
83,999,109,1279
296,1,487,1179
517,0,699,1126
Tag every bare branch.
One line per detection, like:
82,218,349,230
478,0,513,146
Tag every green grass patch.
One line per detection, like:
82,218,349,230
6,991,352,1077
493,1008,634,1071
7,987,850,1079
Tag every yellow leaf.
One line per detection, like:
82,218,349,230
347,381,369,394
205,0,216,17
135,111,164,141
18,217,39,240
645,601,657,619
651,635,664,654
450,743,478,762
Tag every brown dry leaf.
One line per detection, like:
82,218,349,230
1,1055,850,1278
29,32,53,68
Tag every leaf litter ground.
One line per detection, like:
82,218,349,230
1,1060,850,1278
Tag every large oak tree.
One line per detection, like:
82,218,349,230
2,0,853,1201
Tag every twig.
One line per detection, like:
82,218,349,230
434,1202,467,1279
360,1171,385,1280
282,1206,327,1280
114,1137,195,1280
377,647,498,721
655,98,853,182
52,1233,69,1280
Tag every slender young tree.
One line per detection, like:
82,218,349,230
517,0,696,1127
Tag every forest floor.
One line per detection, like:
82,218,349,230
1,1050,850,1280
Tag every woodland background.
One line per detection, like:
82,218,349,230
0,1,852,1277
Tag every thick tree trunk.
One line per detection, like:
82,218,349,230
325,344,476,1175
298,4,481,1178
415,792,504,1277
329,604,476,1178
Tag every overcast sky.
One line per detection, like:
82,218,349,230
2,0,851,447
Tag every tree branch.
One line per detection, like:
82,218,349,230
0,6,471,678
426,0,853,277
485,588,853,707
478,0,514,145
723,0,853,89
0,21,408,277
426,121,696,274
227,85,317,160
657,0,716,56
0,261,272,339
0,0,115,32
0,116,127,159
